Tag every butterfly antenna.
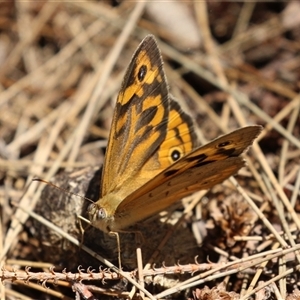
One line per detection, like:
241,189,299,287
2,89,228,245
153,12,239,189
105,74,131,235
32,178,95,205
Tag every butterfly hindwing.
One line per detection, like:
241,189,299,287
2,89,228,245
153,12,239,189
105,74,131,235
113,126,262,229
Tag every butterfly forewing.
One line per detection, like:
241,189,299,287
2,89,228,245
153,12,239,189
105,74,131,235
101,36,170,197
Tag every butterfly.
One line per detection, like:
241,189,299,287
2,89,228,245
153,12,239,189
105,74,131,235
88,35,262,233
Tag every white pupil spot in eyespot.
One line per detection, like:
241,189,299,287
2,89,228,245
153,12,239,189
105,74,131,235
170,148,182,162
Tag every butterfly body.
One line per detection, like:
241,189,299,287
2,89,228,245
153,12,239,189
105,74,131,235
88,35,262,233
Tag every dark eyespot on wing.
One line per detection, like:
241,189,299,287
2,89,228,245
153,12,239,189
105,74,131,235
164,169,179,177
186,153,207,163
218,140,232,147
138,65,147,81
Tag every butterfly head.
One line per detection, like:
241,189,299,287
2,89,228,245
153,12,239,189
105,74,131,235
87,203,111,233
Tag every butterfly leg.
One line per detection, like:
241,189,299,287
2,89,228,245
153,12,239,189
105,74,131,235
108,231,122,270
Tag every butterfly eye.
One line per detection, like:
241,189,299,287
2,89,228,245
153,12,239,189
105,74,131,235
96,207,107,220
138,65,147,81
170,147,182,163
87,204,107,221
